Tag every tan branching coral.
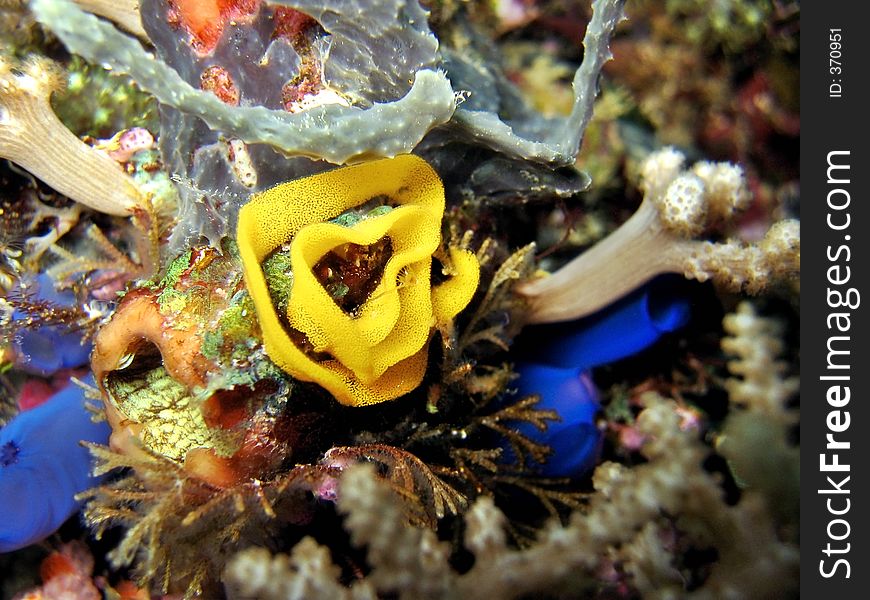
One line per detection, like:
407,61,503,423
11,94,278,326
517,147,800,323
72,0,146,39
13,188,82,270
226,540,377,600
81,443,338,597
721,301,799,423
0,53,144,216
225,396,799,599
717,302,799,525
322,444,467,528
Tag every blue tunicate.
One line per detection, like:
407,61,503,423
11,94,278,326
508,276,694,477
511,365,602,477
0,374,110,553
517,275,693,370
10,273,92,376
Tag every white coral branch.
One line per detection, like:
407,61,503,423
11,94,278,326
721,302,799,422
0,54,144,216
224,398,798,599
73,0,146,39
517,148,800,323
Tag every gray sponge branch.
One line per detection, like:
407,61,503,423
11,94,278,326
31,0,458,165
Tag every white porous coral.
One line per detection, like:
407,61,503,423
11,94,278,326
224,396,799,599
0,54,144,216
518,147,800,323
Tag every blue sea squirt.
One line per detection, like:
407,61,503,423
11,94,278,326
6,273,93,376
0,375,110,552
511,276,692,477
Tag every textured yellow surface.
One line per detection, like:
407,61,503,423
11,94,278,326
238,155,479,406
108,365,240,462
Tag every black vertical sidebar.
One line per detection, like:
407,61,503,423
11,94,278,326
801,2,869,597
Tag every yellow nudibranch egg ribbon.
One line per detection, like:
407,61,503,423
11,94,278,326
237,154,480,406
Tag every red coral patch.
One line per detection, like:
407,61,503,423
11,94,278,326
200,65,240,106
172,0,261,55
